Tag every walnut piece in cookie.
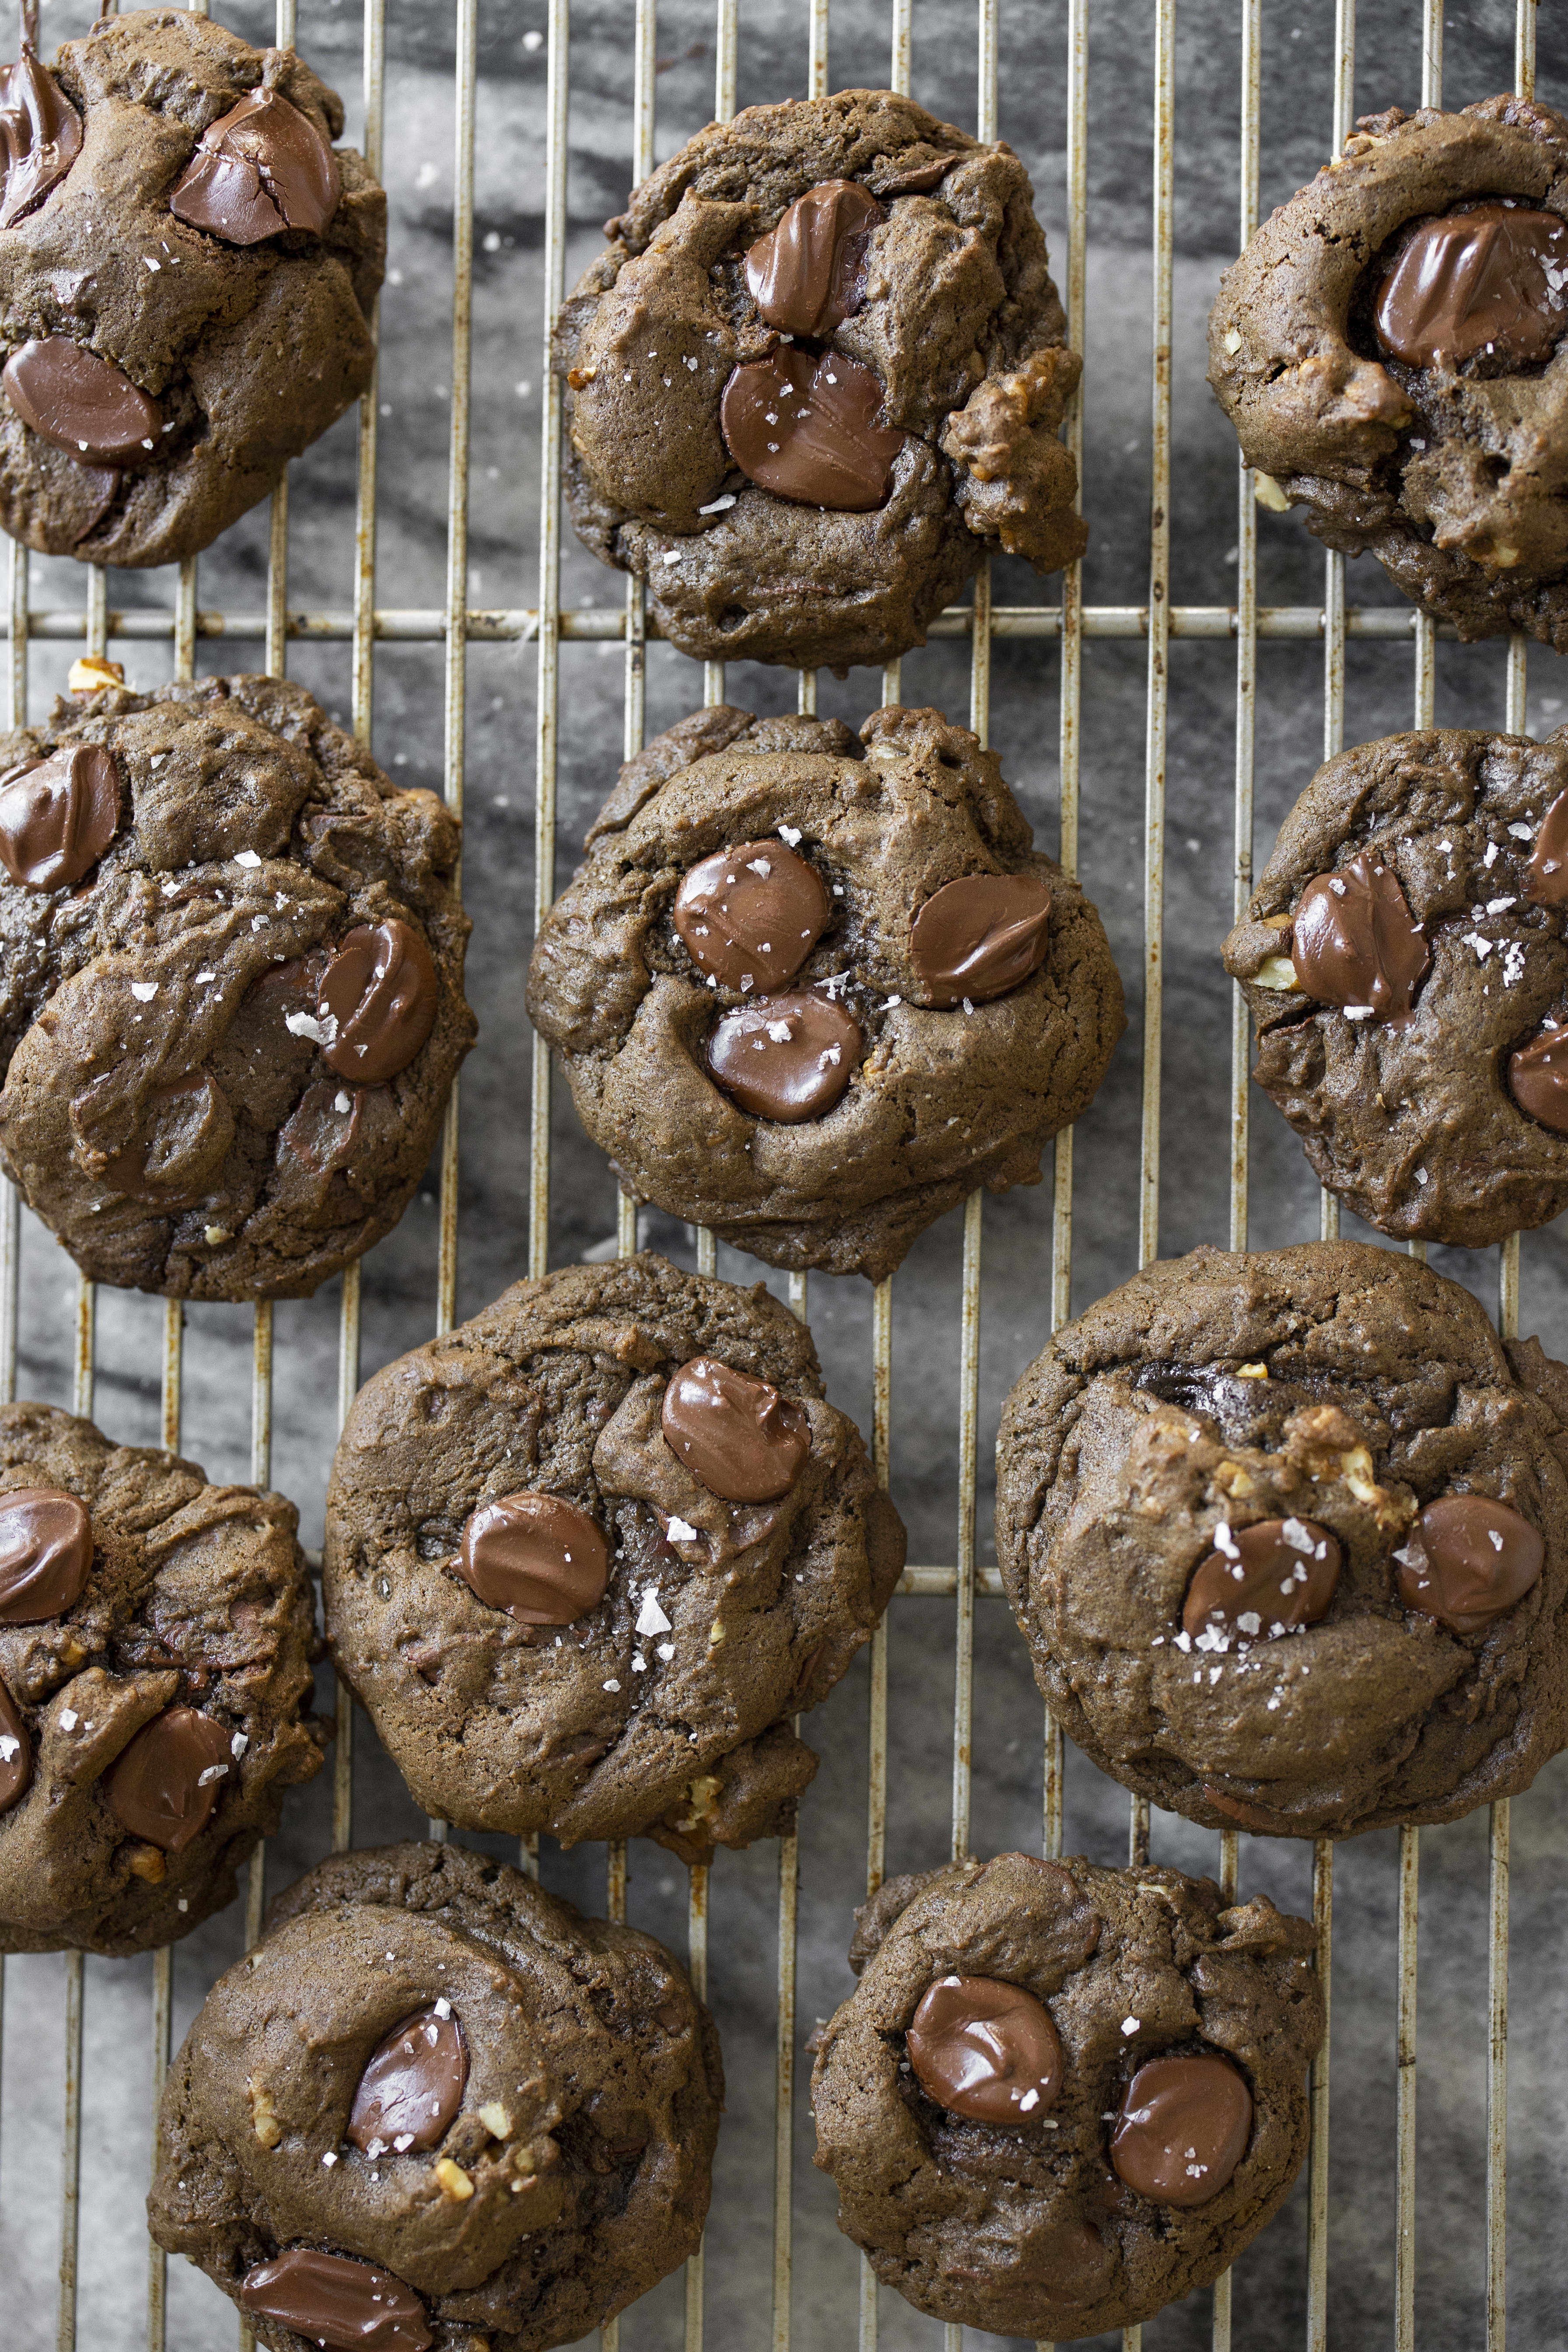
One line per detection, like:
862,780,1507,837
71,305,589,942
0,1398,326,1956
1223,725,1568,1246
553,88,1084,671
812,1850,1321,2342
148,1839,723,2352
996,1242,1568,1842
526,703,1123,1283
322,1254,906,1853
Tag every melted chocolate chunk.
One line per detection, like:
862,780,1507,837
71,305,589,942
1509,1027,1568,1134
0,744,119,889
455,1492,610,1624
101,1706,233,1852
1111,2055,1253,2206
0,1484,91,1622
1134,1360,1278,1446
0,1678,31,1815
909,873,1053,1006
0,46,82,230
720,348,902,511
1184,1517,1341,1645
744,181,884,338
348,2006,469,2153
279,1078,366,1174
705,989,861,1122
1291,853,1429,1022
672,838,830,991
240,2251,432,2352
103,1071,226,1205
875,151,964,194
170,87,339,245
3,336,161,468
1396,1493,1544,1634
318,920,438,1084
1375,202,1568,370
906,1973,1064,2124
1526,792,1568,905
661,1356,810,1503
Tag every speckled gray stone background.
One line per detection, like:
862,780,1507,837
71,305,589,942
4,1,1568,2347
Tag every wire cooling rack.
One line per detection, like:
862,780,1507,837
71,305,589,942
1,1,1566,2349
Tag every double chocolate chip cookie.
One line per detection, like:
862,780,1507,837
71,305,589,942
1224,724,1568,1247
0,1398,326,1955
996,1241,1568,1841
811,1849,1322,2341
0,672,473,1299
0,8,384,567
527,703,1123,1282
149,1838,722,2352
1210,96,1568,648
324,1254,905,1854
554,88,1085,671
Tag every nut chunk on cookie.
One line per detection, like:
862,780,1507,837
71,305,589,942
527,703,1123,1283
0,1399,326,1955
812,1850,1322,2341
996,1241,1568,1842
323,1254,906,1852
148,1839,723,2352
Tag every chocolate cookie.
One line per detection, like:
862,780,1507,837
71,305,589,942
553,88,1085,671
323,1253,905,1852
811,1849,1322,2341
0,672,474,1300
148,1838,722,2352
995,1241,1568,1841
527,704,1123,1283
1209,97,1568,649
0,9,383,567
1222,724,1568,1246
0,1398,326,1955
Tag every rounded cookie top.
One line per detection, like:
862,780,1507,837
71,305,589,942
1208,96,1568,650
996,1241,1568,1841
553,88,1084,671
0,8,385,568
323,1253,907,1849
1223,725,1568,1247
148,1838,723,2352
811,1849,1321,2342
527,704,1124,1283
0,1398,325,1956
0,673,474,1300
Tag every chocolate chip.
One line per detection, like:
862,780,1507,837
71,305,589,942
653,2000,685,2030
1375,202,1568,370
743,181,883,338
1526,791,1568,906
347,2006,469,2153
318,920,438,1083
1183,1517,1341,1646
905,1973,1064,2125
873,151,964,194
0,745,119,889
456,1492,610,1624
0,1485,91,1622
672,838,830,991
170,87,339,245
661,1356,810,1504
0,46,82,230
3,335,161,468
1396,1493,1544,1634
719,348,902,510
0,1678,31,1815
1291,853,1428,1022
279,1078,365,1174
1509,1027,1568,1134
909,873,1053,1006
103,1071,227,1205
239,2251,432,2352
1110,2054,1252,2205
705,989,861,1122
101,1707,232,1852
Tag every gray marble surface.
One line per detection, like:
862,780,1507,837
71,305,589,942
4,2,1568,2348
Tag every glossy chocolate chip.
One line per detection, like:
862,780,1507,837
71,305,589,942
1526,792,1568,905
1374,202,1568,370
1396,1493,1544,1635
3,336,160,468
170,87,338,245
0,46,82,230
906,1974,1064,2124
876,151,964,193
279,1078,365,1174
720,348,902,511
909,873,1053,1006
101,1707,233,1852
744,181,883,338
0,745,119,890
1291,853,1429,1022
0,1678,31,1815
661,1356,810,1503
348,2007,469,2153
240,2251,432,2352
673,839,830,992
705,989,861,1122
455,1492,610,1624
1509,1027,1568,1133
1183,1517,1341,1646
1111,2055,1253,2206
0,1485,91,1623
318,920,438,1084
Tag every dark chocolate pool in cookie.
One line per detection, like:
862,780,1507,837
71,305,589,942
0,10,384,568
0,1398,325,1955
1223,724,1568,1247
527,703,1123,1283
1209,96,1568,651
323,1254,905,1853
812,1850,1322,2341
996,1241,1568,1841
553,88,1085,671
0,672,473,1300
148,1839,722,2352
